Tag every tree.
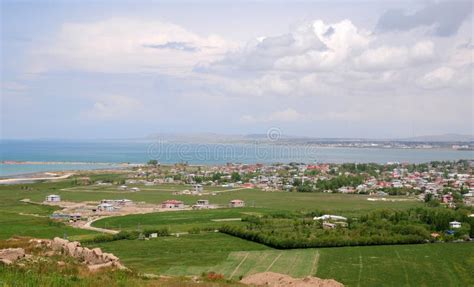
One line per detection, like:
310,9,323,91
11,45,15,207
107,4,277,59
147,159,158,166
231,172,241,182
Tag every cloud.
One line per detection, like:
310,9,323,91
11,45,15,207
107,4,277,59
14,14,472,137
241,108,306,123
417,67,455,89
376,1,472,37
29,18,235,74
205,19,370,73
143,41,199,52
81,95,144,120
354,41,434,70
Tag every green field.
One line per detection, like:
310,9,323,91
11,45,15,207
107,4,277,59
91,208,266,232
90,232,474,286
0,181,98,240
5,182,422,214
1,177,473,286
0,211,96,240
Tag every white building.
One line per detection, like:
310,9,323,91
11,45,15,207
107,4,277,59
313,214,347,221
449,221,462,229
45,194,61,202
161,200,184,209
229,199,245,208
97,203,115,212
192,184,203,193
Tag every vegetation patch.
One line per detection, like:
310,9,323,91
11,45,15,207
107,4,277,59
220,208,473,249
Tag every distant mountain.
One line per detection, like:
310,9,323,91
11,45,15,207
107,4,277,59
397,134,474,142
145,132,474,143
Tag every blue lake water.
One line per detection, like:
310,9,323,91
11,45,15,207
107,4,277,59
1,139,472,176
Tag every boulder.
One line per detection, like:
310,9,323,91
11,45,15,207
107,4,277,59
0,259,13,265
0,248,25,262
51,237,69,251
87,261,114,272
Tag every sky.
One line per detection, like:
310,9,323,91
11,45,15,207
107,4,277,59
1,0,473,139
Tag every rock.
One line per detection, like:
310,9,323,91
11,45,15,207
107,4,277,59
29,237,125,270
0,259,13,265
113,262,127,270
103,253,119,262
92,248,102,257
51,237,69,252
44,251,56,257
87,261,114,271
0,248,25,262
66,242,79,256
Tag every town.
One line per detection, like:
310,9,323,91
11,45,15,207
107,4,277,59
35,160,473,234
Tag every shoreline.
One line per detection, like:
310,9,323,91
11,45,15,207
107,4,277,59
1,160,141,166
0,172,75,185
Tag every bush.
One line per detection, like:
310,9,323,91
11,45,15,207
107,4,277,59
82,229,169,244
220,207,468,249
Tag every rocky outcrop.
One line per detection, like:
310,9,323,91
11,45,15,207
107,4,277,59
31,237,126,271
0,248,25,265
241,272,344,287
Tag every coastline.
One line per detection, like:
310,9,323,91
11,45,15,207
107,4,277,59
1,161,139,166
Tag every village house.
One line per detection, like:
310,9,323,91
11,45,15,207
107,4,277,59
192,199,213,210
449,221,462,229
229,199,245,208
192,184,203,193
45,194,61,202
161,200,184,209
97,203,115,212
313,214,347,221
69,214,82,222
442,194,453,204
242,183,254,189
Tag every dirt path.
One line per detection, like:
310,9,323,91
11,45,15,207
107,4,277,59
81,217,120,234
265,252,283,272
310,250,320,275
230,252,249,279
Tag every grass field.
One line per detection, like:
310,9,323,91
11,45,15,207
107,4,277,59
0,180,99,240
91,208,265,232
0,210,97,240
3,182,422,214
87,233,270,275
90,232,474,286
1,176,472,286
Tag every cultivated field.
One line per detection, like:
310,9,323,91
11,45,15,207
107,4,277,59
91,232,474,287
6,181,423,214
1,175,472,287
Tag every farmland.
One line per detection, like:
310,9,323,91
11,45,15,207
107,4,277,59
15,182,423,213
1,175,473,286
90,233,474,286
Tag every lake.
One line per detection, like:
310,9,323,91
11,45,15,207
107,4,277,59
1,139,472,176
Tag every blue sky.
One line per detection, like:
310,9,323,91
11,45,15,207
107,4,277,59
1,0,473,139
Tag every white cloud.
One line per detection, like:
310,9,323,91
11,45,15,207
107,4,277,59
82,95,144,120
417,67,455,89
29,18,236,74
17,16,472,136
241,108,305,123
354,41,434,70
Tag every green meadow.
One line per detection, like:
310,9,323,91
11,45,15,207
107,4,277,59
90,233,474,287
1,176,472,286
